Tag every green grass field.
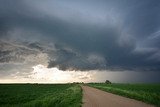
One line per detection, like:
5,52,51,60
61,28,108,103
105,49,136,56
0,84,82,107
88,83,160,107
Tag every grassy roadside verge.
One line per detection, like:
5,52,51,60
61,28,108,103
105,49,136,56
0,84,82,107
88,83,160,107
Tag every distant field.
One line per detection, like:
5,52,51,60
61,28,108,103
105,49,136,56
0,84,82,107
88,83,160,107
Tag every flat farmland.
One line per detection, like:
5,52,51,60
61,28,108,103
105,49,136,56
88,83,160,107
0,84,82,107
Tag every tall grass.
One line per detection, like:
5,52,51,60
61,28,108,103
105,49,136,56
0,84,82,107
88,83,160,107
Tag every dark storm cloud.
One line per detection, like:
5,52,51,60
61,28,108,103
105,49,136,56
0,40,41,64
0,0,160,71
0,39,50,78
48,46,107,71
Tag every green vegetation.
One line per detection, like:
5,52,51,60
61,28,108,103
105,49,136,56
0,84,82,107
88,83,160,107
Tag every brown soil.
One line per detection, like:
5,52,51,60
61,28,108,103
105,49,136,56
82,86,154,107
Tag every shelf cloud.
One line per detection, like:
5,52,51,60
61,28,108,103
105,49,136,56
0,0,160,82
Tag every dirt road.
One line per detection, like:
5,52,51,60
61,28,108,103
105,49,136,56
82,86,154,107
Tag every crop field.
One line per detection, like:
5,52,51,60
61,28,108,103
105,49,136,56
88,83,160,107
0,84,82,107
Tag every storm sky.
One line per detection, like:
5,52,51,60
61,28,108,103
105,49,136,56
0,0,160,83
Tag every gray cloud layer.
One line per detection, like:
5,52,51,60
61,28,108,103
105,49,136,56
0,0,160,71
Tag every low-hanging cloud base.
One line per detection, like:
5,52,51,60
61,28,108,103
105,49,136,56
0,0,160,83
